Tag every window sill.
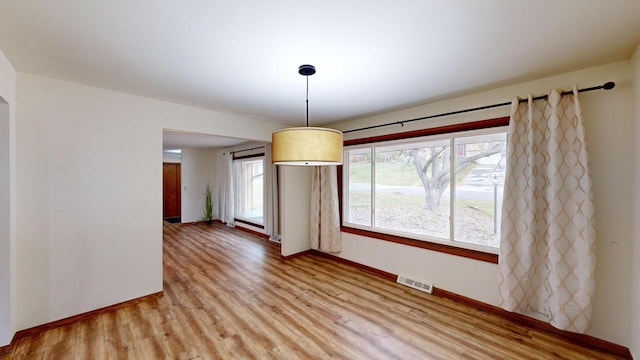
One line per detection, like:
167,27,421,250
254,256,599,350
340,226,498,264
234,218,265,229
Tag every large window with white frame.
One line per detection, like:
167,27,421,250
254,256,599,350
234,156,265,226
343,126,508,252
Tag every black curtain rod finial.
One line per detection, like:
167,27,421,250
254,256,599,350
602,81,615,90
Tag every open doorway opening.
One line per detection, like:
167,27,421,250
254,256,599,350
162,129,250,225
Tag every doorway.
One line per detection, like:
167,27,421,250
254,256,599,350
163,162,181,222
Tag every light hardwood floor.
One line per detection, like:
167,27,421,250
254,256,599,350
3,222,625,359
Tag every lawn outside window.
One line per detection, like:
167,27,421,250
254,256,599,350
341,119,509,261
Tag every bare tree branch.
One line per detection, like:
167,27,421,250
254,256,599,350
410,142,504,211
418,147,446,174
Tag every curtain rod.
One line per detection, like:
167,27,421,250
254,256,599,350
228,145,266,155
343,82,616,134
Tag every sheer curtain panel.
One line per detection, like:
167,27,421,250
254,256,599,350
221,153,235,227
498,87,596,333
265,144,280,241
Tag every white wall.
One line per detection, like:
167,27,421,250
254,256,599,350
330,61,634,346
0,49,16,346
0,98,9,345
15,73,281,331
180,148,217,223
582,77,633,344
279,166,312,256
630,43,640,360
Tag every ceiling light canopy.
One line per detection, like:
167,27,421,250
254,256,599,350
272,65,343,166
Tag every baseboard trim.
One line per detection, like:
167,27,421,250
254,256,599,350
431,288,632,359
310,250,398,282
185,219,270,240
2,291,163,355
280,249,312,260
312,253,632,359
234,225,269,240
0,343,11,356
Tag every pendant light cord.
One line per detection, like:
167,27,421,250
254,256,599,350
298,64,315,127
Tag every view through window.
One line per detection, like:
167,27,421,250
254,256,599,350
234,157,264,225
344,127,507,249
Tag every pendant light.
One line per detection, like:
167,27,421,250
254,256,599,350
271,64,343,166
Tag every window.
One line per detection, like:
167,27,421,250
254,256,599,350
234,156,265,226
343,124,507,254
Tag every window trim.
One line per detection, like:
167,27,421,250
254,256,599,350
339,116,509,264
234,218,265,229
233,152,265,161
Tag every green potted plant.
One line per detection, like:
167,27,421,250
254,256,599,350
202,183,213,225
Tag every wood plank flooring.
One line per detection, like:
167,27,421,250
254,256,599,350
3,222,626,359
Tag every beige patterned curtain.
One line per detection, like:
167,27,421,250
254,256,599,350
310,166,342,252
498,87,596,333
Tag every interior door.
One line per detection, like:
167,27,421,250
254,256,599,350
163,163,181,218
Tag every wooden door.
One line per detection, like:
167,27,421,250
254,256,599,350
163,163,181,218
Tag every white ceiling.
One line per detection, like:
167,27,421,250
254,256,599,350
1,0,639,128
